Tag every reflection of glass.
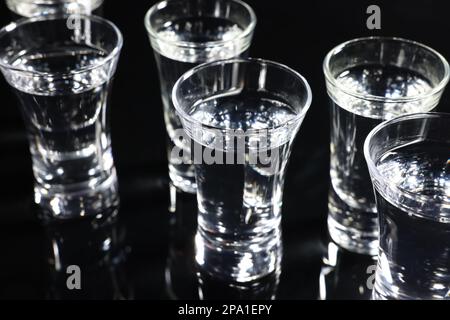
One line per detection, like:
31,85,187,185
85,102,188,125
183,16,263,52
165,186,199,300
173,58,312,283
323,37,450,255
0,15,123,219
365,113,450,300
165,188,280,301
6,0,104,17
145,0,256,193
197,269,279,300
319,241,376,300
44,207,132,300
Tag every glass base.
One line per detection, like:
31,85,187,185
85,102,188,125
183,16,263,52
197,268,280,300
169,164,197,194
195,229,282,283
327,216,378,256
328,189,379,256
372,278,403,300
35,171,119,221
372,288,387,300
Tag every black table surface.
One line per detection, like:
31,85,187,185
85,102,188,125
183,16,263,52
0,0,449,300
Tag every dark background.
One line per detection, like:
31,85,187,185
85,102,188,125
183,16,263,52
0,0,449,300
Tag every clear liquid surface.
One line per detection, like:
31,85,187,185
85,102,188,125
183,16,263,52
374,141,450,299
157,16,244,44
336,65,433,113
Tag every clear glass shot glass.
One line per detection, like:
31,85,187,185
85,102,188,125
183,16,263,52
145,0,256,193
6,0,104,17
323,37,450,255
365,113,450,300
173,58,312,282
0,15,123,219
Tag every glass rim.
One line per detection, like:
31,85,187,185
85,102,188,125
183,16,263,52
0,14,123,77
144,0,257,50
364,112,450,211
172,57,313,134
323,36,450,104
7,0,104,4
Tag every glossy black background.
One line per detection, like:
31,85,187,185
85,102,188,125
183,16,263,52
0,0,449,300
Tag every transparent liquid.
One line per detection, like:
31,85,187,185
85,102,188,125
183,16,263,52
374,141,450,300
190,92,296,282
328,64,435,254
8,45,117,217
152,17,247,193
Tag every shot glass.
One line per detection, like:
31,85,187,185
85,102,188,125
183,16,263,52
173,58,312,282
365,113,450,300
0,15,123,219
323,37,450,255
145,0,256,193
6,0,104,17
